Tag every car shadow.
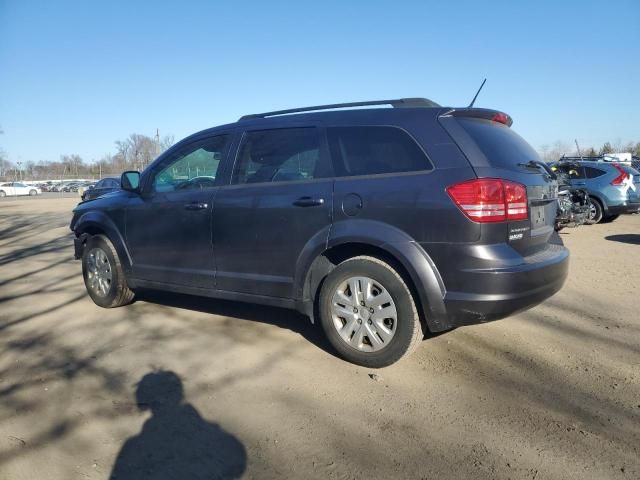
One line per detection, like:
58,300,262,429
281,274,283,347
110,370,246,480
605,234,640,245
135,289,335,356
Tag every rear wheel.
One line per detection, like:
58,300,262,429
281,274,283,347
318,256,423,368
82,234,135,308
586,197,603,224
29,189,37,196
0,190,5,197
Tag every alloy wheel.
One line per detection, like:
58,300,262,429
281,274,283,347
86,247,113,297
330,276,398,352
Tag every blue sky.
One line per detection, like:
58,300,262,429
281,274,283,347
1,0,638,163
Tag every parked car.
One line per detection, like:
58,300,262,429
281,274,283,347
62,182,83,192
550,160,640,223
71,98,569,367
81,177,120,201
0,182,41,197
51,182,72,192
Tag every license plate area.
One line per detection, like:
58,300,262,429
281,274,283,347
531,205,546,228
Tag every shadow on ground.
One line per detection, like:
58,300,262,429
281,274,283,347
605,234,640,245
135,289,335,356
110,370,246,480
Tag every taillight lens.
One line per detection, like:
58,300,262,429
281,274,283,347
611,163,629,186
446,178,528,223
491,112,511,125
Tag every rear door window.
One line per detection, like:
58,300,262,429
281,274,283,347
556,164,585,179
456,118,540,168
327,126,432,177
232,128,325,184
584,166,606,178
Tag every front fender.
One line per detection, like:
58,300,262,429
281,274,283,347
72,210,132,271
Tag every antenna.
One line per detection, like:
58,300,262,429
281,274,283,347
575,139,584,161
468,78,487,108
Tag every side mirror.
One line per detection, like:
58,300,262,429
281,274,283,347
121,171,141,193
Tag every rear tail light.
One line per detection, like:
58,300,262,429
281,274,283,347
610,163,629,186
446,178,528,223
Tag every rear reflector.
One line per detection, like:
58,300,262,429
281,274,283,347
446,178,528,223
611,163,629,186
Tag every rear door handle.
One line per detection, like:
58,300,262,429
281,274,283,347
574,182,586,186
292,196,325,207
183,202,209,210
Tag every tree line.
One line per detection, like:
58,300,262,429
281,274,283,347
0,130,174,181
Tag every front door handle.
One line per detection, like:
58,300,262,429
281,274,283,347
293,196,325,207
183,202,209,210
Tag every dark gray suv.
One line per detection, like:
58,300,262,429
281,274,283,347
70,98,569,367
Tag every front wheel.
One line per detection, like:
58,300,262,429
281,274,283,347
82,234,135,308
0,190,6,197
29,189,37,196
318,256,424,368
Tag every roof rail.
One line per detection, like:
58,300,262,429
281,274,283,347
239,97,440,121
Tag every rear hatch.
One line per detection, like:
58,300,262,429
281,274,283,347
439,109,558,256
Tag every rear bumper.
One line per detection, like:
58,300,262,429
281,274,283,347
440,244,569,327
606,202,640,215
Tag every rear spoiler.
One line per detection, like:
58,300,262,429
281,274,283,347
440,108,513,127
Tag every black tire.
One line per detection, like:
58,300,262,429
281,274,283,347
318,256,423,368
586,197,603,224
29,189,37,196
82,234,135,308
601,214,619,223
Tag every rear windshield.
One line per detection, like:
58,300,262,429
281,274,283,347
457,117,540,168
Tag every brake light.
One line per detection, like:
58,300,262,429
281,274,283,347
446,178,528,223
491,112,510,125
611,163,629,186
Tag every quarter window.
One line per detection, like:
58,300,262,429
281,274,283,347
153,135,229,192
327,126,432,177
232,128,323,185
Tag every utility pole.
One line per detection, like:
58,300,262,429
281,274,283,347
155,128,160,157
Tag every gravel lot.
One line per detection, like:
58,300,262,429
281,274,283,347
0,197,638,479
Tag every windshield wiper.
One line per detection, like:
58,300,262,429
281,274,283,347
518,160,557,179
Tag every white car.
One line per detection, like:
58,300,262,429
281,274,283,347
0,182,42,197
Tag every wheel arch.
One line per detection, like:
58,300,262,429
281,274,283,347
295,220,449,332
73,211,132,271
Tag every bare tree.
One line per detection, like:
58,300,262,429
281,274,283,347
160,135,175,152
599,142,614,155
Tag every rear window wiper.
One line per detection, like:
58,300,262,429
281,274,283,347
518,160,557,179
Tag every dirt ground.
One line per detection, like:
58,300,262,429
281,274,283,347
0,197,638,480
